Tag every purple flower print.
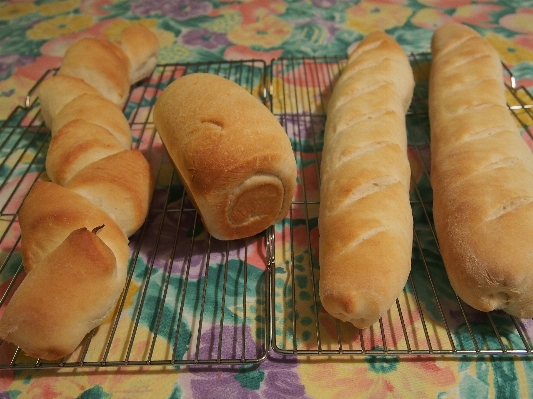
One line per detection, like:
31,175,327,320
130,0,212,20
312,0,345,7
181,29,231,50
182,325,310,398
0,53,35,80
196,325,263,361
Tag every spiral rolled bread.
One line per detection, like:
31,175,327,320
430,23,533,318
0,24,159,360
153,73,297,241
318,31,414,329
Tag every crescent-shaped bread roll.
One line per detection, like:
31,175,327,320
116,23,159,84
0,228,124,360
65,150,154,237
51,93,132,149
18,181,130,280
45,119,125,186
58,37,131,107
38,75,101,128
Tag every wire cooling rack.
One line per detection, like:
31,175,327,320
0,60,272,370
1,54,533,371
269,54,533,357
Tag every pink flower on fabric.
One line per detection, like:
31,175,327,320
181,28,230,49
417,0,471,7
224,45,283,64
500,8,533,35
411,4,504,30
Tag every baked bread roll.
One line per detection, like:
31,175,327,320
0,227,124,360
38,75,101,128
153,73,297,240
0,24,158,360
51,93,132,149
46,119,126,186
58,37,131,107
65,149,153,238
18,181,130,278
430,23,533,318
318,31,414,329
116,23,159,84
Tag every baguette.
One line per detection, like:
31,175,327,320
318,31,414,329
430,23,533,317
153,73,297,240
0,24,159,359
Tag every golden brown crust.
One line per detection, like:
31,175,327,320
153,73,297,240
430,23,533,317
46,119,125,186
65,150,154,237
0,228,123,360
58,37,131,107
116,23,159,83
0,24,158,361
318,31,414,328
18,181,130,279
38,75,101,128
52,93,132,149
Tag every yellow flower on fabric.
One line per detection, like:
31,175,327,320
38,0,80,16
344,2,413,34
411,8,447,29
203,9,242,34
102,18,158,40
5,322,177,399
0,75,35,121
485,33,533,65
27,14,93,40
152,28,177,48
0,3,37,20
298,307,458,398
500,10,533,35
158,43,192,64
228,15,292,49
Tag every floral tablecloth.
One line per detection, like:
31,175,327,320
2,1,533,398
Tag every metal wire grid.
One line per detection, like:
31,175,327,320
268,54,533,357
0,60,272,370
1,55,533,371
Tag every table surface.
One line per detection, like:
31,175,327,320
2,1,533,398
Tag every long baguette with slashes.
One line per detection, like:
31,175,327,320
430,23,533,318
319,31,414,328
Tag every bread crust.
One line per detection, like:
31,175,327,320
46,119,125,186
430,23,533,317
58,37,131,107
0,228,123,360
0,25,158,359
38,75,101,128
318,31,414,328
52,93,132,149
65,150,154,237
18,181,130,280
153,73,297,240
116,23,159,83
